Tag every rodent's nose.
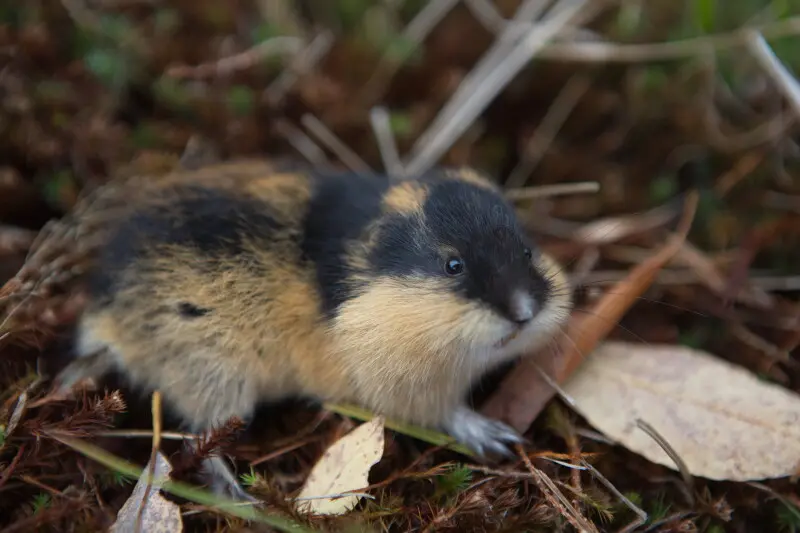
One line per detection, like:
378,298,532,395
509,291,537,324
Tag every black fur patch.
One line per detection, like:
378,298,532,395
371,177,551,322
301,171,389,315
177,302,212,318
88,186,287,302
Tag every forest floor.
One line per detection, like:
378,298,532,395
1,1,800,532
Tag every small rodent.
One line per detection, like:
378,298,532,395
55,160,572,500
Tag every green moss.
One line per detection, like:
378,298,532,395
31,493,51,514
693,0,718,33
84,48,131,90
335,0,373,32
153,8,182,34
388,111,413,137
649,174,678,204
225,85,256,116
130,123,163,149
776,500,800,533
152,76,194,115
433,464,473,503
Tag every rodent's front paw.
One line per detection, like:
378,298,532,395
443,407,523,459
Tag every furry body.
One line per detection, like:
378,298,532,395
57,160,572,497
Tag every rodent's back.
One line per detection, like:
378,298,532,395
76,162,396,427
73,160,571,439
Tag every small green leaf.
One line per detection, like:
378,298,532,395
240,467,261,487
98,13,136,41
614,0,643,39
152,76,192,112
649,174,678,204
385,35,421,63
336,0,371,31
226,85,256,117
153,8,181,34
250,22,283,44
31,493,51,514
388,112,413,137
622,491,643,508
84,48,129,89
694,0,717,33
646,492,672,524
41,170,75,209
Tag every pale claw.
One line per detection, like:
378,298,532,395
201,455,261,504
443,406,523,459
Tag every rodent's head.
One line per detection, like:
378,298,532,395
337,168,571,366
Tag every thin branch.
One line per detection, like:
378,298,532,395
580,459,647,525
264,31,335,105
369,106,404,177
274,119,330,169
505,181,600,201
517,444,600,533
463,0,509,34
404,0,602,176
165,37,303,79
539,16,800,63
358,0,461,103
636,419,695,506
746,31,800,121
301,114,374,173
506,73,593,188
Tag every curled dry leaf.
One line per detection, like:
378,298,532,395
295,416,385,516
110,451,183,533
562,341,800,481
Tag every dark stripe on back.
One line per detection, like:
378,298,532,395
88,185,287,303
301,171,390,315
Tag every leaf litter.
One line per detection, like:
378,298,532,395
294,416,386,516
109,451,183,533
2,1,800,532
563,340,800,481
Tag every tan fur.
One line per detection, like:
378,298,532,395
381,181,429,216
64,160,572,460
78,237,346,429
327,276,501,425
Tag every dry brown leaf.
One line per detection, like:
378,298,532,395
562,341,800,481
294,416,385,516
110,451,183,533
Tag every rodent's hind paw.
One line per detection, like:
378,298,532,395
443,407,523,460
201,456,261,504
52,351,112,396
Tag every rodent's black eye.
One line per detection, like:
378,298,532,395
444,256,465,276
524,248,533,260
